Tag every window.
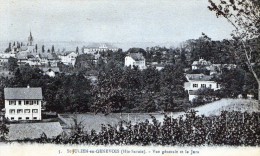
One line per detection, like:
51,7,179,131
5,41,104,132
9,100,16,105
201,84,206,88
209,84,212,88
25,100,38,105
18,117,22,120
33,117,37,120
32,109,38,113
193,84,198,88
26,117,29,120
9,109,15,114
18,101,22,105
11,117,14,120
25,101,30,105
17,109,23,114
33,100,38,105
24,109,30,113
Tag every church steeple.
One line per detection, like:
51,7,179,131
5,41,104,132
28,31,33,46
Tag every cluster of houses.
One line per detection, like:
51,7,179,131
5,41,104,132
191,58,237,75
185,58,238,101
0,33,255,141
124,52,167,70
82,43,119,64
0,32,121,76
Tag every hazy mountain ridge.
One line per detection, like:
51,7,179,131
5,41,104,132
0,41,181,52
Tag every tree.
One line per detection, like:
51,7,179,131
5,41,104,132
0,122,9,141
216,68,246,98
76,46,79,54
91,65,126,114
42,45,45,53
51,45,55,53
5,42,12,53
208,0,260,108
7,57,18,72
35,44,38,52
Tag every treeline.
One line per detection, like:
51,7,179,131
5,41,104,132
91,62,187,114
0,63,187,113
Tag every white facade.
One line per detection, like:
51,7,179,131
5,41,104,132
0,53,16,66
83,43,119,54
191,59,212,70
5,100,42,120
184,74,220,101
125,54,146,70
58,52,78,66
184,80,220,92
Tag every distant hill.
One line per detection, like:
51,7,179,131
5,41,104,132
0,41,181,52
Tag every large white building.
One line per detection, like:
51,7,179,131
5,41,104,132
125,53,146,70
184,74,220,101
191,58,212,70
4,87,43,121
58,51,78,66
0,53,16,67
83,43,119,55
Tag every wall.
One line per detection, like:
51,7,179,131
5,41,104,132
5,100,42,120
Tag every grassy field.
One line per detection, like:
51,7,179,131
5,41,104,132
59,98,259,133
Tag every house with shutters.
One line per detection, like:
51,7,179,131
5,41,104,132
4,87,43,121
125,53,146,70
58,51,78,66
191,58,212,70
184,74,220,101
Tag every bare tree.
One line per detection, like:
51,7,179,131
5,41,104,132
208,0,260,109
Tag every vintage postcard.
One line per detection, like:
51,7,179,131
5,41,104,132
0,0,259,156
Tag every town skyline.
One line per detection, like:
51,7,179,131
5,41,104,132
0,0,234,43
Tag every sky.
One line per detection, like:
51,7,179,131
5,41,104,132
0,0,235,43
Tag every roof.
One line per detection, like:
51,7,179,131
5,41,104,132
4,87,43,100
16,52,60,60
0,53,15,58
7,122,63,141
128,53,145,61
20,46,28,51
186,74,213,81
16,52,28,60
39,53,59,60
192,59,212,66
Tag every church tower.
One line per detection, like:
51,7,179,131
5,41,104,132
28,31,33,46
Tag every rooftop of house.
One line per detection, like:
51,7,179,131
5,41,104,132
127,53,145,61
192,59,212,66
16,51,60,60
4,87,43,100
186,74,214,81
0,53,16,58
7,122,63,141
20,46,28,51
